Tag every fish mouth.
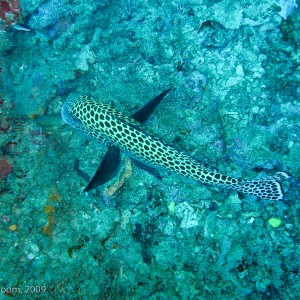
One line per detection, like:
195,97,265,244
61,98,81,128
61,100,72,125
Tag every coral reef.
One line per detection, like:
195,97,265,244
0,157,13,179
0,0,299,299
0,0,20,28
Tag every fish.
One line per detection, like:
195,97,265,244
12,23,31,31
61,89,289,200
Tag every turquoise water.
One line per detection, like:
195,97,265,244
0,0,299,299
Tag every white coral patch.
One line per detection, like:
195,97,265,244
75,46,95,71
277,0,298,19
176,202,199,228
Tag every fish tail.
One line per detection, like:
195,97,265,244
234,172,290,201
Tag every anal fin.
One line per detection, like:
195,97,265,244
131,158,162,181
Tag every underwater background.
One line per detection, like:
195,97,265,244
0,0,300,299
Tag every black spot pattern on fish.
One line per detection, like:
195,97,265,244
67,95,286,201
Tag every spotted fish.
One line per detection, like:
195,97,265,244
61,89,289,200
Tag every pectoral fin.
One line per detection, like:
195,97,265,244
131,88,171,123
84,89,170,191
83,146,121,192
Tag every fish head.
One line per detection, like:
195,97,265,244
61,95,104,141
61,97,83,130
